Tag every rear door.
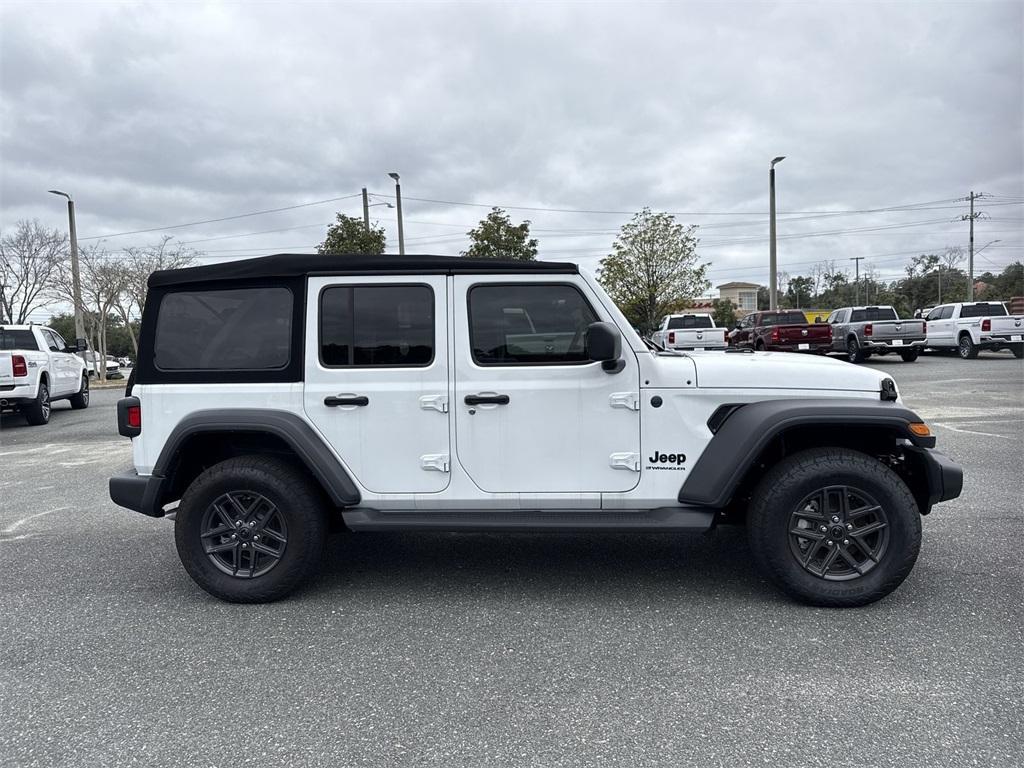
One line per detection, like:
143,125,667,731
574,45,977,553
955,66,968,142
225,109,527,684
303,277,451,494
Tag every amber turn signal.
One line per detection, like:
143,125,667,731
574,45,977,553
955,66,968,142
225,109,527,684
908,422,931,437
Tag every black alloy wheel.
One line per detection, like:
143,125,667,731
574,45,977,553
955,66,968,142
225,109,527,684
200,491,289,578
788,485,889,581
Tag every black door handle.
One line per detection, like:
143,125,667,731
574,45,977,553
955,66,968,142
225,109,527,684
324,395,369,407
464,394,510,406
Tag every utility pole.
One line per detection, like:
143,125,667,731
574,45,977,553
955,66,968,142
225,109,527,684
48,190,88,368
769,156,785,310
961,191,985,300
388,172,405,256
850,256,865,305
361,188,370,232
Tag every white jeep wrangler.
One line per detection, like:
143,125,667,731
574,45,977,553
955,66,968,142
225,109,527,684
109,254,962,606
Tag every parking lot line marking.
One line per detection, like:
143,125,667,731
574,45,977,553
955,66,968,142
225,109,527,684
2,508,69,534
931,423,1018,440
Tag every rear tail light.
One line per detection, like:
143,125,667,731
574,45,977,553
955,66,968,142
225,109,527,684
117,396,142,438
11,355,28,377
981,318,991,332
668,331,675,344
771,328,780,343
864,323,873,337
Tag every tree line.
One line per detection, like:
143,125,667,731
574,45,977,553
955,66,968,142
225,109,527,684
1,220,196,379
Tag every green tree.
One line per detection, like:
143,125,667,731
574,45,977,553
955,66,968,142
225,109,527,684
711,298,738,329
598,208,710,335
318,213,386,255
462,207,538,261
786,276,815,308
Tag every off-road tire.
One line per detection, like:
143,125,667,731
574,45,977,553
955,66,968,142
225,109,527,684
1011,343,1023,359
23,380,51,425
899,348,920,363
747,448,921,607
69,375,90,409
846,338,866,364
755,340,766,351
175,456,328,603
958,333,979,359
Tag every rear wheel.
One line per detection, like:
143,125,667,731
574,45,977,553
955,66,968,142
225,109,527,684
175,456,328,603
755,340,766,351
69,375,90,409
846,338,866,363
958,334,979,359
23,381,51,425
747,448,921,607
899,348,920,362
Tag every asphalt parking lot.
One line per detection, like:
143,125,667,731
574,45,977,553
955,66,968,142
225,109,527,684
1,354,1021,768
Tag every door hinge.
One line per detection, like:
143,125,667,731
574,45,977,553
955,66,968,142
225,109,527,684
609,452,641,471
419,394,449,413
609,392,640,411
420,454,450,472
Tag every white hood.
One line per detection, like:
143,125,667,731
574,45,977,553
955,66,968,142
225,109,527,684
689,351,889,392
642,350,892,394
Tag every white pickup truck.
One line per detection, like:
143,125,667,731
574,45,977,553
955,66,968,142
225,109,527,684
650,313,727,351
924,302,1024,359
0,324,90,425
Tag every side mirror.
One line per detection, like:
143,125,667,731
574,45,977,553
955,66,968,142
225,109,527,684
75,338,88,352
586,321,624,373
815,316,823,323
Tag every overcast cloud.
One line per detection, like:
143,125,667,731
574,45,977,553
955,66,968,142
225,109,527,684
1,0,1021,299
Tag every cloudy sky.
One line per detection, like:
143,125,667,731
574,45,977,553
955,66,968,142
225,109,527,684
2,0,1021,298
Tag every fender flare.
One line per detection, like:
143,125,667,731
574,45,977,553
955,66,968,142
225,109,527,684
677,398,933,508
154,409,361,506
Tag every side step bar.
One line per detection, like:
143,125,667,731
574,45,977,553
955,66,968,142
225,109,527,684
341,506,715,533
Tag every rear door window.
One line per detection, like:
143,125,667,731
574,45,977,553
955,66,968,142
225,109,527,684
320,284,434,367
154,287,293,370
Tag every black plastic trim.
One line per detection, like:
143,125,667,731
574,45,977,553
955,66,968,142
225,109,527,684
905,446,964,513
679,398,935,508
153,409,361,507
109,470,166,518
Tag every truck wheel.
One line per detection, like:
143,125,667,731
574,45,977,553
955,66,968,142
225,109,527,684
1012,344,1023,359
755,340,766,351
846,338,866,363
23,381,51,425
69,375,90,409
958,334,979,359
747,448,921,607
175,456,328,603
899,348,920,362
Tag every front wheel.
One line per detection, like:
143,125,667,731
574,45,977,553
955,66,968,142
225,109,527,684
899,348,920,362
175,456,328,603
69,375,90,409
747,448,921,607
958,334,979,359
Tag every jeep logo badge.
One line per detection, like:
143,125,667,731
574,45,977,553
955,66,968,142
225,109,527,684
648,452,686,464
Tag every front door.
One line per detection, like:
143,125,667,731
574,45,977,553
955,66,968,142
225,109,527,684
452,276,641,497
303,276,451,494
926,305,954,344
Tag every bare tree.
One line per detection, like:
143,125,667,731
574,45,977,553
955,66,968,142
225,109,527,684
114,237,196,354
941,245,965,273
0,220,68,323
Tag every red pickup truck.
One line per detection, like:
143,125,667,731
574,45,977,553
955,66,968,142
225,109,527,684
728,310,832,353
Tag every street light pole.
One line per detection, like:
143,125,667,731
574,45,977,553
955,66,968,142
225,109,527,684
362,187,370,232
48,190,88,367
388,172,405,256
769,156,785,310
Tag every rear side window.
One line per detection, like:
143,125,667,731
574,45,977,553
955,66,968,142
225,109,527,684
851,307,898,322
960,303,1007,318
469,283,598,365
154,287,293,370
668,315,713,329
320,285,434,367
0,329,39,350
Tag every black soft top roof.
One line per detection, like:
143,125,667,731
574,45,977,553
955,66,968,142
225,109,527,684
148,253,579,288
